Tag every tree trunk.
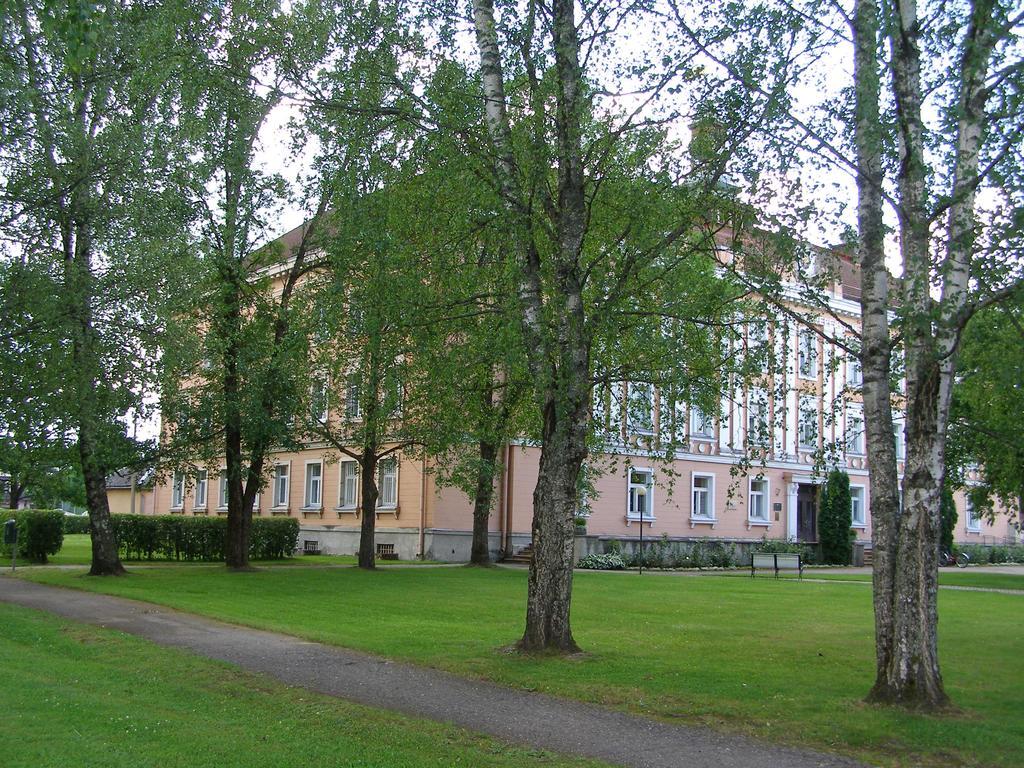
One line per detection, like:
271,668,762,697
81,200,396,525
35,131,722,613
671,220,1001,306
470,439,498,565
519,391,588,653
358,447,379,570
222,275,251,570
8,482,23,510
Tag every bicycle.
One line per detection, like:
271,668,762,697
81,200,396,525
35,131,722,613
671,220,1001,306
940,550,970,568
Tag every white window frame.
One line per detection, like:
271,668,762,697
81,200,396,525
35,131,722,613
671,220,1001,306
337,460,359,509
690,406,714,439
272,462,290,509
626,467,655,521
965,496,981,532
171,472,184,510
378,457,398,509
748,476,769,523
345,375,362,420
798,328,818,379
798,395,818,450
193,469,208,510
746,389,769,446
846,354,863,387
691,472,715,521
217,469,229,510
846,410,865,455
310,375,329,423
893,419,906,460
627,382,655,436
850,485,866,527
303,460,323,509
748,324,770,372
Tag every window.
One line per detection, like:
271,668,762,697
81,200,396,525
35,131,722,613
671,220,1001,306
218,472,229,509
378,458,398,508
194,470,208,509
273,464,289,508
627,382,654,435
338,461,358,509
749,477,769,522
847,354,863,387
798,396,818,449
966,497,981,531
747,389,769,446
798,328,818,379
345,375,361,420
627,468,654,519
171,472,184,509
304,462,323,508
893,420,905,460
690,406,714,438
310,376,329,423
846,411,865,455
748,324,770,372
850,486,865,526
691,473,715,519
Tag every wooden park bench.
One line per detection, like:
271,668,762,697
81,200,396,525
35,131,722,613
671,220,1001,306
750,552,803,579
376,542,399,561
302,539,321,556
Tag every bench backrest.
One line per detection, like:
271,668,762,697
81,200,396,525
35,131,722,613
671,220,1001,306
775,553,801,568
752,553,777,569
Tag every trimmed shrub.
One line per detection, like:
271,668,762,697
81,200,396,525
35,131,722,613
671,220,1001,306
577,553,626,570
63,514,91,535
109,514,297,562
940,489,957,554
819,470,853,565
0,509,65,563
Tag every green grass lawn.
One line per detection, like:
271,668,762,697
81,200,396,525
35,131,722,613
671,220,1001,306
0,602,604,768
17,566,1023,767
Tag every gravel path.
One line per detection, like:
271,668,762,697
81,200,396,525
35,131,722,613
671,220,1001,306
0,576,865,768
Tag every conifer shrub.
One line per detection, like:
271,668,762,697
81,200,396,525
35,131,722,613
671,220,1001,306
819,470,853,565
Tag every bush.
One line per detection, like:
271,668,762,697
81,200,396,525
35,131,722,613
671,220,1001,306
940,489,957,554
819,470,853,565
0,509,65,563
577,553,626,570
63,514,91,535
109,515,298,562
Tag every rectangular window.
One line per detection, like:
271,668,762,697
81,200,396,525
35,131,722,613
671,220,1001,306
893,420,905,460
378,458,398,508
747,389,769,446
338,461,358,509
304,462,323,508
798,395,818,450
846,411,865,455
310,376,329,423
627,468,654,519
691,473,715,519
194,470,208,509
798,328,818,379
847,354,863,387
966,497,981,531
627,382,654,435
345,375,361,420
850,485,865,526
218,472,228,509
749,477,769,522
690,406,714,438
171,472,184,509
748,324,770,372
273,464,289,508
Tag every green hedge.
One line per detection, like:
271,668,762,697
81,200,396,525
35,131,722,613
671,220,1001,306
63,514,91,535
0,509,65,563
110,515,299,562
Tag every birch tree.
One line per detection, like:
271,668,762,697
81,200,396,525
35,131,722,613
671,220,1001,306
0,0,186,574
466,0,754,651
